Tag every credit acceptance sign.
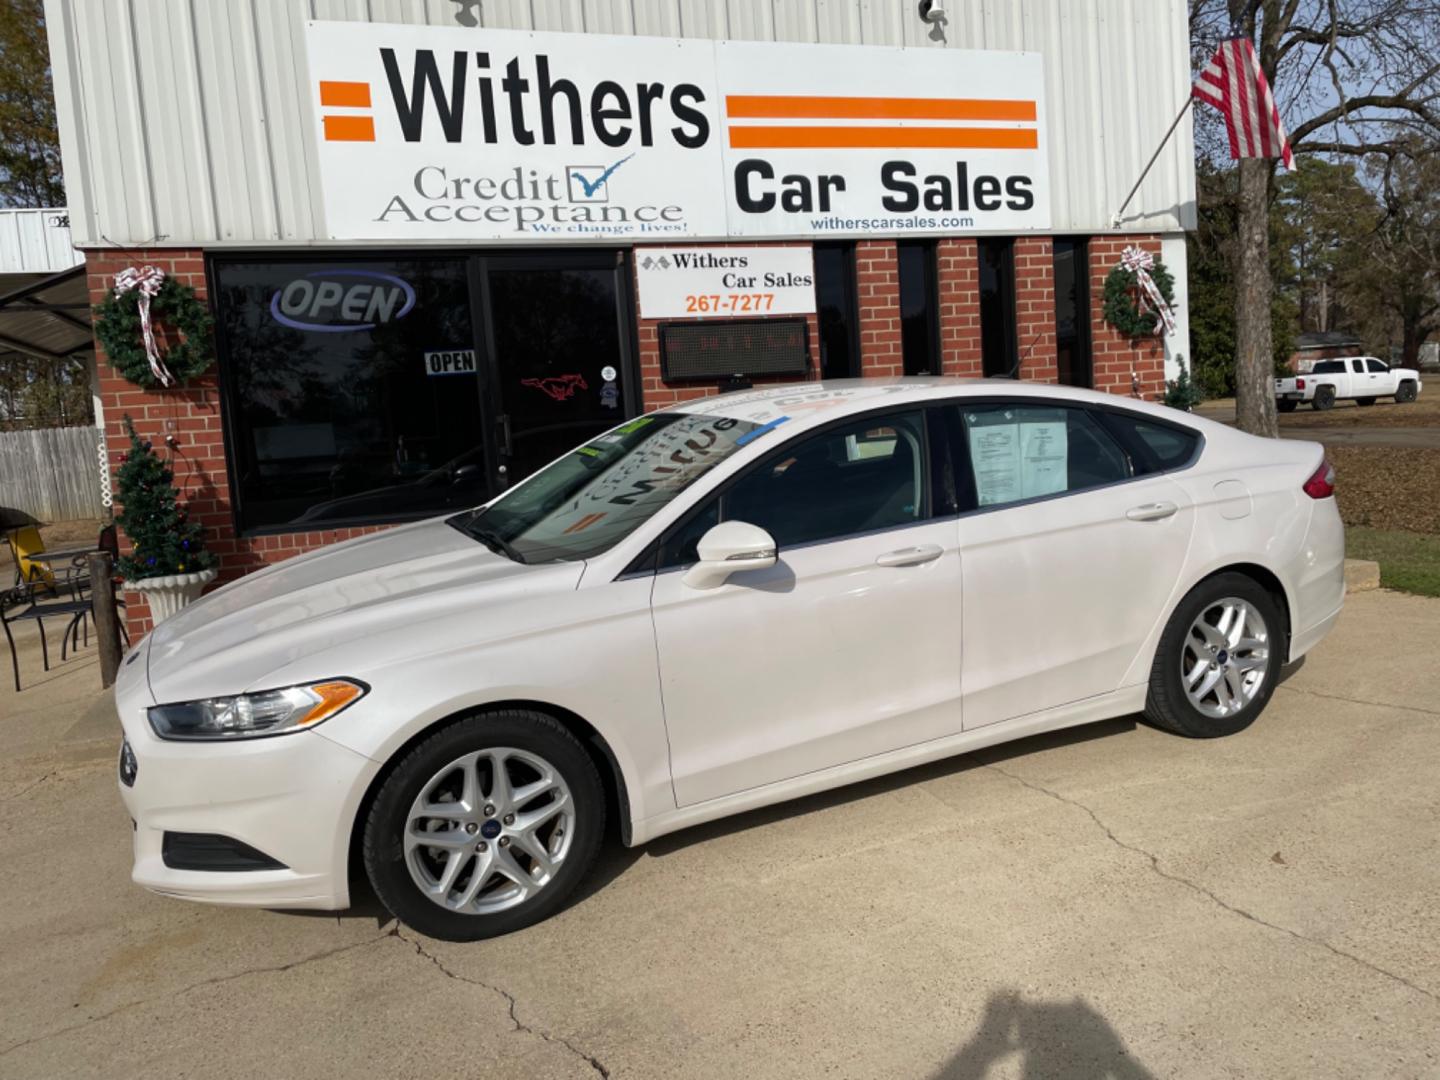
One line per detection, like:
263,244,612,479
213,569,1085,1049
304,22,1050,242
636,247,816,319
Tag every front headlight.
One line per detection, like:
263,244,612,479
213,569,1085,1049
148,679,368,741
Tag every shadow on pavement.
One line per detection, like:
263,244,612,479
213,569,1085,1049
644,716,1139,858
936,990,1156,1079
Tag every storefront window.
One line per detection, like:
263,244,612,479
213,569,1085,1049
978,239,1018,378
897,240,940,376
813,243,860,380
1053,239,1092,387
213,257,487,531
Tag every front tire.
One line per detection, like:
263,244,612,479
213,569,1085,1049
1396,380,1418,403
363,710,605,941
1144,573,1284,738
1312,386,1336,411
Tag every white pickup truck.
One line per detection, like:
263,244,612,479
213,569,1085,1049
1274,356,1423,411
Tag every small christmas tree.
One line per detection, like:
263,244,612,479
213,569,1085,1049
1164,358,1205,412
114,415,216,581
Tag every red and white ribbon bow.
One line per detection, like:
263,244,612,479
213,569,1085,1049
1119,246,1176,337
113,265,174,387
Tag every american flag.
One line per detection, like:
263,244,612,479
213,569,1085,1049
1193,37,1295,169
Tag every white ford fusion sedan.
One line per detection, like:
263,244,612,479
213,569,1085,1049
115,379,1345,940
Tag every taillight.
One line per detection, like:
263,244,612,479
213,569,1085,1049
1303,458,1336,499
1296,378,1306,390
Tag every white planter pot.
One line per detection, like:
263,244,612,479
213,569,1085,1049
127,568,217,624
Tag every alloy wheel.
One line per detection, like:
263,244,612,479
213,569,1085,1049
403,747,575,915
1180,597,1271,719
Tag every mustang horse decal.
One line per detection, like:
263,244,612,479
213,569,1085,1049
521,374,589,401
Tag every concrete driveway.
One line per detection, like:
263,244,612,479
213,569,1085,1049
1,590,1437,1079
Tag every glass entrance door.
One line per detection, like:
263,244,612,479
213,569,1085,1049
481,253,633,489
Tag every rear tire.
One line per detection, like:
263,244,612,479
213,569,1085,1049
1144,572,1284,739
1312,386,1336,411
1276,399,1298,413
363,710,605,941
1396,380,1418,403
1356,396,1376,407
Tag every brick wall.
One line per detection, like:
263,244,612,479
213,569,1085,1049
1087,236,1166,400
1014,237,1059,384
855,240,902,376
87,249,394,641
937,238,982,376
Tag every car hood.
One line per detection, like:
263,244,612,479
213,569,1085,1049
145,517,579,703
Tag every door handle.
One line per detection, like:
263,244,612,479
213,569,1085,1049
497,413,512,456
1126,501,1178,522
875,544,944,567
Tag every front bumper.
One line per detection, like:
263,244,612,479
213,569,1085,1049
117,667,381,910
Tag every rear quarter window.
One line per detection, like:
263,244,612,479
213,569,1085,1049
1312,360,1345,373
1100,411,1200,473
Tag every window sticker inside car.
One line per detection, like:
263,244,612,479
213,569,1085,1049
735,415,790,446
966,410,1067,506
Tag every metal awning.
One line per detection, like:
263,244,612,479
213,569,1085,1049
0,266,93,364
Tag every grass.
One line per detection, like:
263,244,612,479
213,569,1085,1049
1346,526,1440,598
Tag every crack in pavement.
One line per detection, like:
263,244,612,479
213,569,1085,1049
394,927,611,1078
983,763,1440,1008
1276,684,1440,718
0,930,397,1059
0,771,56,803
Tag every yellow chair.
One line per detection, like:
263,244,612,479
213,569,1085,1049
6,526,56,590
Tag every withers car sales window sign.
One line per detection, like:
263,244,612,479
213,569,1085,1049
304,23,1050,242
637,247,815,319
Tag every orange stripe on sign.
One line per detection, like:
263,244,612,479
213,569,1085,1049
727,95,1036,122
728,126,1039,151
323,115,375,142
319,80,371,108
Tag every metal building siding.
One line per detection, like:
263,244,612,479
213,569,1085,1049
45,0,1196,247
0,209,82,274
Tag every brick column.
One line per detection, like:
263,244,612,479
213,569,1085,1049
937,238,982,377
855,240,902,376
1013,237,1058,383
1087,236,1166,400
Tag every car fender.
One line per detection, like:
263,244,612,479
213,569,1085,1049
1120,472,1309,688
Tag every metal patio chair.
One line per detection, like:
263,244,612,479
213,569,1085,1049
1,580,95,693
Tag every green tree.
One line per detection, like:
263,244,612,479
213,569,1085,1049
0,0,64,206
114,417,215,581
1272,159,1379,335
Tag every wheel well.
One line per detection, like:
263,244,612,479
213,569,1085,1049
347,701,632,887
1199,563,1291,650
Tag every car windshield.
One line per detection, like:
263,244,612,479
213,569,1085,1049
449,411,762,563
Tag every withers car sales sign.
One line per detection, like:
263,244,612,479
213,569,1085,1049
304,22,1050,242
636,247,816,319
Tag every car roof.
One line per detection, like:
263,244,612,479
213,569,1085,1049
666,376,1200,431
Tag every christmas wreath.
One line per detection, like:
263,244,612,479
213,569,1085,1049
1102,253,1176,339
93,267,214,389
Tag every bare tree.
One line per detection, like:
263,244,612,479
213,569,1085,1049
1191,0,1440,435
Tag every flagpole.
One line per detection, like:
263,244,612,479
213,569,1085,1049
1109,95,1195,229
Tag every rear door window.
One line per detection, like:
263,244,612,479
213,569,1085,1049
955,404,1131,510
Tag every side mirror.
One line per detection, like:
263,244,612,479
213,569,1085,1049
681,521,777,590
453,464,481,485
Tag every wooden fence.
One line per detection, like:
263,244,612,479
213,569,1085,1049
0,425,106,521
